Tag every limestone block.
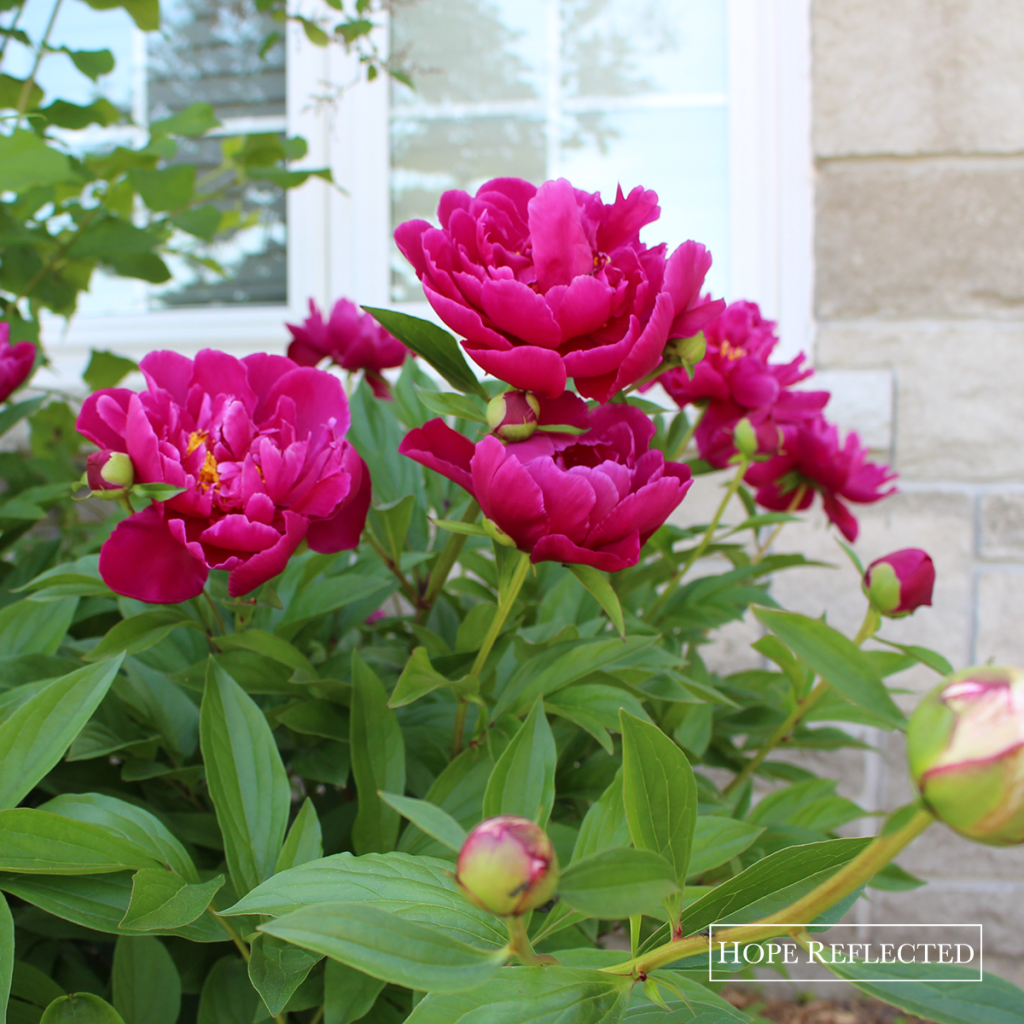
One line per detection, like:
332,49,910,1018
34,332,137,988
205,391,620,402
975,570,1024,665
816,323,1024,483
816,158,1024,321
803,369,893,452
980,494,1024,561
813,0,1024,156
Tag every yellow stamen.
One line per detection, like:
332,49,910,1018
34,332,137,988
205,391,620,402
198,451,220,491
719,340,747,361
186,430,209,456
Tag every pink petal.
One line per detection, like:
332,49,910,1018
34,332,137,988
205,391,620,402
228,511,309,597
528,178,594,291
306,449,372,552
263,367,349,440
139,351,194,404
471,437,547,548
193,350,256,410
530,531,640,572
548,275,614,340
200,515,282,553
464,343,567,399
76,390,132,451
480,278,563,348
399,419,476,494
524,458,595,541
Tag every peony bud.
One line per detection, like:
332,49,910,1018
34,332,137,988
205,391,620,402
863,548,934,617
907,666,1024,846
733,417,759,459
487,390,540,442
667,332,707,369
86,451,134,497
455,815,559,916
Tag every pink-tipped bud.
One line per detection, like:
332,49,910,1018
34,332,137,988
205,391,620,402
455,815,559,917
863,548,934,617
86,451,134,497
908,666,1024,846
487,391,541,443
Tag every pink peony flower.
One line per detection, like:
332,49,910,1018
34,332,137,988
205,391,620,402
77,350,371,603
864,548,935,617
743,414,897,542
400,396,692,571
0,323,37,403
657,301,828,467
395,177,723,402
286,298,408,399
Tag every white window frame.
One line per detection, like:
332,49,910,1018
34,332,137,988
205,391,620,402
37,1,813,387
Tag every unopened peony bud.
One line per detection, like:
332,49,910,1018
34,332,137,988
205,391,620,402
667,332,707,368
908,666,1024,846
487,391,540,442
455,816,559,916
863,548,934,617
86,451,134,497
733,417,759,458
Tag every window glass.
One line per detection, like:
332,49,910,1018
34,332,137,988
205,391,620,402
390,0,729,302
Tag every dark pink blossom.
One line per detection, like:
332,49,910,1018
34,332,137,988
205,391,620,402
864,548,935,617
286,298,408,398
744,414,897,542
0,323,36,403
395,177,723,402
658,301,828,466
400,397,692,571
77,350,371,603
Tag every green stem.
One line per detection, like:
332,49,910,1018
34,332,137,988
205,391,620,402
202,589,226,636
210,911,250,963
668,402,707,462
421,499,480,617
646,456,750,619
505,914,542,966
365,532,422,610
602,807,934,977
751,484,807,564
451,549,530,756
308,1009,324,1024
17,0,62,115
723,605,881,796
0,3,26,67
623,359,671,395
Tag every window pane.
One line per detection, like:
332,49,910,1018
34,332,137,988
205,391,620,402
390,0,729,303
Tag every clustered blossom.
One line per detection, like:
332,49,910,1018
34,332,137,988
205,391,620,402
77,350,370,603
656,300,896,542
0,322,36,403
395,177,723,402
286,298,408,398
400,397,692,572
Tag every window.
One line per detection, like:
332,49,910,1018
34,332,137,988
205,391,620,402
42,0,812,381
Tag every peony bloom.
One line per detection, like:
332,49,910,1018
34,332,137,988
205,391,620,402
0,323,36,403
400,397,692,571
77,350,371,603
657,301,828,466
908,666,1024,846
286,298,408,398
743,414,896,542
863,548,935,617
395,177,723,402
456,816,559,917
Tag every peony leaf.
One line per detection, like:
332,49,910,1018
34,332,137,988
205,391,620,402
567,564,625,637
40,993,126,1024
247,934,321,1017
378,793,467,853
111,936,181,1024
119,870,224,931
85,609,203,662
275,798,323,873
482,699,556,827
558,847,679,919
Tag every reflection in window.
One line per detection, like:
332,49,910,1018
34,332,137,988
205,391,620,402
390,0,728,303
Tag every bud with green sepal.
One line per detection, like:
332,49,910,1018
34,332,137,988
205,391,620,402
863,548,935,617
907,665,1024,846
487,390,541,442
85,451,134,500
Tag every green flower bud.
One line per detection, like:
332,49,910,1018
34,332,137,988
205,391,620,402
908,666,1024,846
86,451,134,499
486,391,540,442
733,417,759,458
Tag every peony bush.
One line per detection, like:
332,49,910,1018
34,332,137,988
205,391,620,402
0,176,1022,1024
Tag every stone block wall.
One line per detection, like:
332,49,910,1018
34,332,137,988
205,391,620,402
804,0,1024,982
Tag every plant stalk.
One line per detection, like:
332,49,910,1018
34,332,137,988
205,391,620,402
17,0,63,115
0,2,26,67
365,531,422,610
602,807,934,977
505,914,542,966
668,402,707,462
210,911,250,962
751,485,807,564
421,499,480,616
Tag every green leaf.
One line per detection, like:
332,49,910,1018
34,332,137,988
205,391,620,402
275,798,323,873
220,851,508,949
406,966,632,1024
261,901,506,993
390,647,460,708
372,494,417,566
111,936,181,1024
378,793,467,853
63,45,115,79
324,960,385,1024
275,573,395,640
0,131,71,192
214,629,316,678
0,892,12,1024
826,957,1024,1024
482,699,556,826
104,251,171,284
0,597,77,657
545,684,650,756
567,565,625,637
84,610,203,662
171,204,221,241
432,518,489,537
129,165,195,212
350,652,406,854
0,395,45,439
413,384,487,423
119,869,224,931
82,350,138,391
149,101,220,137
363,308,489,398
40,97,119,129
687,816,765,878
620,711,697,889
0,658,123,810
200,660,290,896
79,0,159,31
248,933,321,1017
683,836,872,934
66,217,161,260
559,848,678,919
40,994,125,1024
196,957,260,1024
753,607,906,729
572,773,630,865
874,638,953,676
0,809,162,874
